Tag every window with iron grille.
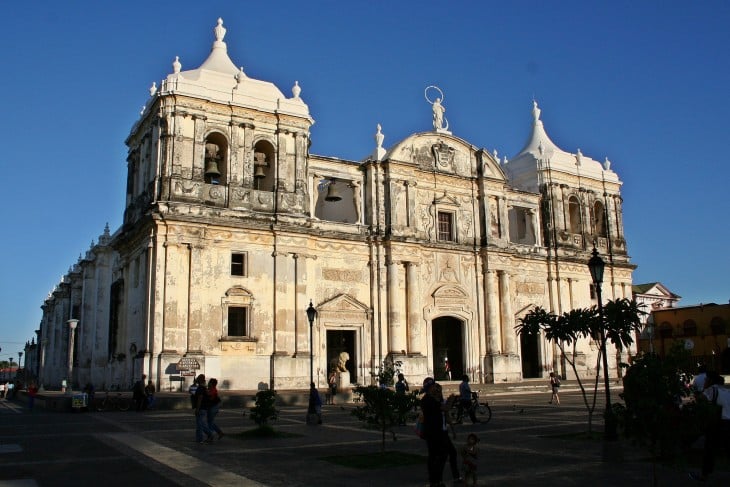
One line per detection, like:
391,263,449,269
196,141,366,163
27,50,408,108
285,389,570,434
437,212,454,241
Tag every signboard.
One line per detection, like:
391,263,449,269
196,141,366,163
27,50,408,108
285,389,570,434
180,371,195,377
176,358,201,372
72,393,88,408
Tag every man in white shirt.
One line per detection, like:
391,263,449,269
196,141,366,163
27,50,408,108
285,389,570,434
690,372,730,482
691,364,708,392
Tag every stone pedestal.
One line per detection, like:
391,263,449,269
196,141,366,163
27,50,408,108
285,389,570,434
483,353,523,383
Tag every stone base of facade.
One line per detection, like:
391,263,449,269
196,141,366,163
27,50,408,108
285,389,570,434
483,353,523,383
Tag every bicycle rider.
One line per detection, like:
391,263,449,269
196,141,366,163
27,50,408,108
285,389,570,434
458,375,480,424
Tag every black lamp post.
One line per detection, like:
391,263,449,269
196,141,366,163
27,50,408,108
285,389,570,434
306,300,317,388
18,352,23,382
588,246,617,441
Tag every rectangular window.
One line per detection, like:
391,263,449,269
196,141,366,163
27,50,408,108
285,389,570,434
231,252,247,276
437,212,454,241
228,306,248,337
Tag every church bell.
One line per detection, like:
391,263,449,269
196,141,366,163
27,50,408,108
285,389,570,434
325,180,342,202
204,159,221,180
254,164,266,179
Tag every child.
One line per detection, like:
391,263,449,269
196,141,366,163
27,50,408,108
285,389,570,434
461,433,479,486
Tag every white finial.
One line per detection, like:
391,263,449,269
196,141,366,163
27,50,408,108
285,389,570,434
576,149,583,166
375,124,386,161
235,67,245,84
140,106,145,115
493,149,498,160
149,82,157,96
502,156,508,165
604,157,611,170
172,56,181,74
214,18,226,44
292,80,301,99
532,100,541,122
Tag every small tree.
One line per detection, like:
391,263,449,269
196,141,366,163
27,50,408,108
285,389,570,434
249,390,279,431
351,385,419,451
516,298,644,435
616,343,697,486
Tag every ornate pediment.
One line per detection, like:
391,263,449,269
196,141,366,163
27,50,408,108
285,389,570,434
433,192,460,207
318,293,370,312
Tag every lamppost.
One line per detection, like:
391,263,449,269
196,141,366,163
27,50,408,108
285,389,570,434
18,352,23,383
66,319,79,394
306,300,317,388
8,357,14,381
588,246,617,441
646,314,655,354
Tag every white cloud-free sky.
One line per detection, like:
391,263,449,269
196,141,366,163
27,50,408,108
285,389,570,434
1,1,728,359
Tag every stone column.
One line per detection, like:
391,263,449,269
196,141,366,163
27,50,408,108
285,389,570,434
499,271,516,355
66,319,79,393
406,261,421,354
485,270,501,354
387,260,406,353
499,197,509,240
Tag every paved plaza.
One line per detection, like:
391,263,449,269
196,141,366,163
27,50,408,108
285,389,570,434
1,388,728,486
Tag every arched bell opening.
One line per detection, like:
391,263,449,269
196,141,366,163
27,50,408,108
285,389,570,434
204,132,228,185
253,140,276,191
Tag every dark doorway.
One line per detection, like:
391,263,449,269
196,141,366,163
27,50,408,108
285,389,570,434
327,330,356,381
520,331,541,378
432,317,463,381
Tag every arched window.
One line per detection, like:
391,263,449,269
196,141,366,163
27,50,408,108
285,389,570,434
593,201,607,237
568,196,582,234
253,140,276,191
682,319,697,337
710,316,727,335
204,132,228,185
659,322,673,338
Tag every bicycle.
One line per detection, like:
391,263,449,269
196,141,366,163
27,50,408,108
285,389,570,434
450,391,491,424
95,391,131,412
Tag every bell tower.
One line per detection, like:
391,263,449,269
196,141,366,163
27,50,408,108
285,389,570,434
123,18,315,226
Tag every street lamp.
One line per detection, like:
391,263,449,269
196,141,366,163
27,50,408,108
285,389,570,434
306,300,317,388
588,246,617,441
18,352,23,382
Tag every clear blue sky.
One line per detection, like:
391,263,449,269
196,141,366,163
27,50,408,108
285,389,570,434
1,1,728,359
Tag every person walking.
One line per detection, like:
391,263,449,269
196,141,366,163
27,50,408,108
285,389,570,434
27,382,38,411
308,382,322,424
145,380,156,409
327,370,337,405
421,378,460,487
549,372,561,405
689,371,730,482
458,375,479,423
395,373,409,395
133,374,147,411
193,374,214,444
206,378,224,440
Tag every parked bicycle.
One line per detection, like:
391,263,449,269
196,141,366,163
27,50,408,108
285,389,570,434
450,391,491,424
95,391,131,412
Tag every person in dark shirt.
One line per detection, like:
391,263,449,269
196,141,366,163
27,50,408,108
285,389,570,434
193,374,213,444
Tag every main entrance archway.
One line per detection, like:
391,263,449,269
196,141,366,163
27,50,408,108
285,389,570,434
432,316,463,381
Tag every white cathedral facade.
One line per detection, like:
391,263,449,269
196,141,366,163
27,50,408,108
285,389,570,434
35,19,634,392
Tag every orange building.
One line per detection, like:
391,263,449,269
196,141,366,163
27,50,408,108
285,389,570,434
639,303,730,373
